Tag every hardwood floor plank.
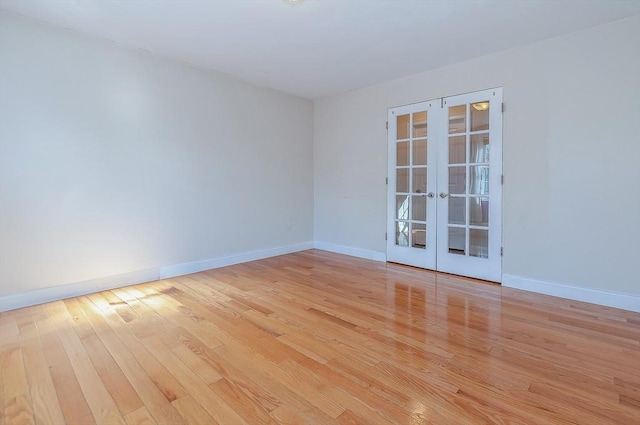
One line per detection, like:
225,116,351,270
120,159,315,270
74,296,187,425
85,292,189,403
269,405,308,424
140,335,247,424
1,250,638,424
40,332,95,424
209,378,279,424
65,296,144,416
294,355,423,425
124,406,158,425
157,327,224,383
276,358,348,418
3,394,34,425
22,339,66,425
133,284,226,349
0,354,4,425
52,304,126,425
1,342,35,425
171,395,217,425
0,313,19,351
336,409,372,425
1,348,28,402
81,333,144,415
528,381,638,424
212,344,340,424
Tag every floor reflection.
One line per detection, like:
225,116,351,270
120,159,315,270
384,268,502,380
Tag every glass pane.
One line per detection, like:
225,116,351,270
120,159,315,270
470,229,489,258
470,134,490,163
412,168,427,194
397,142,409,166
412,223,426,249
397,114,410,139
396,169,409,193
471,101,489,131
448,197,465,225
469,165,489,195
470,197,489,226
396,222,409,247
448,105,466,134
412,111,427,138
448,227,466,255
412,195,426,221
396,195,409,220
448,136,466,164
448,166,466,194
413,139,427,165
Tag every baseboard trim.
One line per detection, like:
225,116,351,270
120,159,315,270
6,245,635,313
0,241,314,312
313,241,387,262
502,274,640,312
0,268,161,313
159,242,314,279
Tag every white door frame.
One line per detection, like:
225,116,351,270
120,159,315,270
386,87,503,283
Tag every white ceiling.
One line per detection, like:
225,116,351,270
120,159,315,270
1,0,638,99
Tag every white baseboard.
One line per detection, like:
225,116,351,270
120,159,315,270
5,244,636,314
0,242,314,312
159,242,314,279
313,241,387,262
502,274,640,312
308,245,639,312
0,268,160,313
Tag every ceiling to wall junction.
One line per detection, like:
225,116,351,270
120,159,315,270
0,0,638,99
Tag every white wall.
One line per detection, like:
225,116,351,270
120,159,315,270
0,12,314,300
315,17,640,301
2,11,638,311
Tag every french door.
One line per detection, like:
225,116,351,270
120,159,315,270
386,88,503,282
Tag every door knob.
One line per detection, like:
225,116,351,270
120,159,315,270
439,192,449,198
427,192,435,198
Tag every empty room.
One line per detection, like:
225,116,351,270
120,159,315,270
0,0,639,424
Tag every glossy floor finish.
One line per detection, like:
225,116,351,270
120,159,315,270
1,250,639,424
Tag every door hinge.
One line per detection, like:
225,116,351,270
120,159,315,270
501,175,504,185
386,121,388,130
441,98,444,108
501,102,505,113
385,177,388,185
385,232,388,241
500,247,503,256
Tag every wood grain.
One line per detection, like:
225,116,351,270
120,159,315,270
0,249,638,424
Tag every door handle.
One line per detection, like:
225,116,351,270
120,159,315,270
427,192,435,198
439,192,449,198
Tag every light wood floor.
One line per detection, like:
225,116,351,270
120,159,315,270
1,250,639,424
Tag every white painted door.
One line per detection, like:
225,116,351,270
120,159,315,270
436,88,502,282
387,88,503,282
386,101,438,269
